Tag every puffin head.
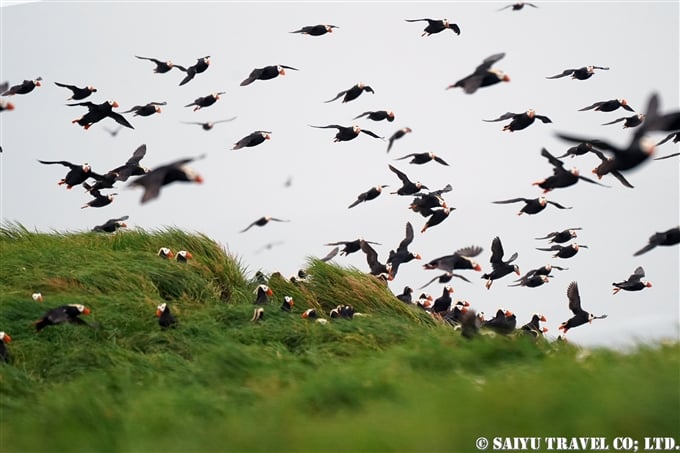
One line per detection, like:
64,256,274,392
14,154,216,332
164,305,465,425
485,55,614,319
176,250,193,262
513,265,521,275
302,308,317,319
156,303,167,317
387,111,395,121
534,313,547,323
108,100,119,108
445,285,454,294
32,292,44,302
158,247,174,259
538,197,547,207
257,284,273,297
526,109,536,118
277,66,286,76
88,86,97,92
70,304,91,315
0,332,11,344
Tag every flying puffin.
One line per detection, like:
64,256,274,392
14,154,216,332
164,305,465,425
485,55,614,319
420,207,452,233
359,240,393,280
122,101,166,117
409,185,451,217
394,152,449,166
35,304,92,331
2,77,42,95
240,216,289,233
515,264,568,283
240,65,298,86
484,109,552,131
280,296,295,312
633,227,680,256
324,238,381,256
419,271,471,289
498,2,538,11
559,281,607,334
158,247,174,259
353,110,395,122
536,243,588,259
535,228,582,244
92,216,129,233
602,114,645,129
405,18,460,36
481,236,520,289
182,117,237,131
135,55,185,74
579,98,635,113
254,285,274,304
310,124,383,142
492,196,571,215
387,222,421,277
546,66,610,80
69,100,134,130
37,159,97,189
54,82,97,100
612,266,652,294
0,332,11,363
324,82,374,103
290,24,338,35
589,149,635,188
81,183,117,209
508,274,550,288
388,164,428,195
348,185,388,208
232,131,271,149
424,246,483,273
557,142,594,158
482,308,517,335
446,53,509,94
156,303,177,329
110,144,149,182
386,127,412,153
520,314,548,338
532,148,609,192
128,155,204,204
184,92,225,111
175,250,193,262
178,56,210,86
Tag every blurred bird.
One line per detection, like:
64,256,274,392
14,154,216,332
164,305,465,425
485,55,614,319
310,124,383,142
81,183,117,209
602,113,645,129
111,144,149,182
122,101,166,117
492,196,571,215
388,164,428,195
578,98,634,113
536,243,588,259
535,228,582,244
325,239,381,257
54,82,97,100
240,216,290,233
135,55,185,74
69,100,134,130
405,18,460,36
360,240,393,280
0,332,11,363
559,281,607,334
348,185,388,208
182,117,237,130
280,296,295,312
394,152,449,166
546,65,609,80
232,131,271,149
532,148,609,192
446,53,509,94
656,132,679,146
508,274,550,288
128,155,204,204
251,307,265,322
156,303,177,329
612,266,652,295
424,246,483,273
481,236,520,289
324,82,374,103
290,24,338,35
633,227,680,256
589,149,634,188
386,127,412,153
498,2,538,11
35,304,92,331
38,159,96,189
178,56,210,86
240,65,298,86
184,92,225,111
92,216,129,233
557,142,594,159
32,292,44,302
482,308,516,335
484,109,552,131
353,110,395,122
2,77,41,95
420,207,452,233
419,271,471,289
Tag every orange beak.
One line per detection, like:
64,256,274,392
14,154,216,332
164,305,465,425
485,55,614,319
540,316,547,322
515,268,521,276
35,81,41,87
194,175,204,184
503,74,510,82
112,101,119,108
279,68,286,76
120,223,127,228
82,307,91,315
2,334,11,344
156,309,162,317
646,282,653,288
415,254,422,260
264,134,271,140
266,288,273,296
302,311,309,319
185,252,193,260
542,328,549,333
505,310,514,318
155,106,162,113
4,103,14,110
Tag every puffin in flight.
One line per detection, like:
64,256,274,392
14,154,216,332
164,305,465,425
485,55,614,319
290,24,338,36
54,82,97,100
546,65,610,80
348,185,388,208
240,216,290,233
2,77,42,95
135,55,185,74
310,124,383,142
447,53,509,94
386,127,412,153
612,266,652,295
182,117,237,130
324,82,374,103
37,159,97,189
128,155,204,204
633,227,680,256
405,18,460,36
240,65,299,86
492,196,572,215
353,110,395,122
69,100,134,130
481,236,520,289
232,131,271,149
484,109,552,132
559,281,607,334
178,56,210,86
92,215,129,233
394,152,449,166
35,304,92,331
184,92,225,111
122,101,166,117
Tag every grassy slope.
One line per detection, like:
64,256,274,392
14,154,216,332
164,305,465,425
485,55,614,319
0,225,678,453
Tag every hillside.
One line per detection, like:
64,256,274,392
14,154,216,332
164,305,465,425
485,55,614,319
0,226,678,453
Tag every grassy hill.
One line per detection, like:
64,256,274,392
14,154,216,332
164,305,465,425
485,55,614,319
1,225,678,452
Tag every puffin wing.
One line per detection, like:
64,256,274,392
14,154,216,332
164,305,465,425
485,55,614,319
483,112,517,122
108,111,134,129
473,53,503,74
566,281,584,314
546,200,573,210
324,90,348,103
489,236,505,263
360,128,385,139
628,266,645,282
38,159,79,169
397,222,415,252
546,69,575,79
492,198,528,205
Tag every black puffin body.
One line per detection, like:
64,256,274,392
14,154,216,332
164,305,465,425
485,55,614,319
38,159,94,189
484,109,552,131
232,131,271,149
0,332,11,363
421,207,452,233
54,82,97,100
482,309,517,335
69,100,134,130
537,243,587,259
111,144,149,182
348,185,388,208
520,314,548,337
92,216,129,233
493,196,571,215
2,77,41,95
431,285,455,314
122,102,166,117
547,66,609,80
324,83,374,103
253,285,274,304
353,110,395,122
310,124,383,142
535,228,582,244
396,286,413,304
178,56,210,86
290,24,338,35
81,183,117,209
240,65,298,86
387,222,421,277
424,246,483,273
128,156,204,204
405,18,460,36
240,216,289,233
135,55,185,74
558,142,594,158
533,148,609,193
481,237,520,289
324,239,381,257
156,303,177,329
185,92,225,111
612,266,652,294
633,227,680,256
360,240,393,280
602,114,645,129
35,304,91,331
579,98,634,113
386,127,412,153
447,53,509,94
388,164,427,195
395,152,449,166
280,296,295,312
499,2,538,11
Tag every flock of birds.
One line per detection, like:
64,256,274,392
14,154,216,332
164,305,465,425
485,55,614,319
1,2,680,362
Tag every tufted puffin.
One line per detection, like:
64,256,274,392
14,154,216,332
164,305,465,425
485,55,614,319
498,2,538,11
533,148,609,192
54,82,96,100
158,247,174,259
386,127,412,153
178,56,210,86
360,240,393,280
535,228,582,244
182,117,237,130
481,237,520,289
81,183,117,209
633,227,680,256
388,164,428,195
612,266,652,294
184,92,225,111
129,156,204,204
175,250,193,262
602,113,645,128
447,53,509,94
559,281,607,334
579,98,634,113
482,308,517,334
387,221,421,276
424,246,483,273
324,239,381,256
310,124,383,142
232,131,271,149
405,18,460,36
536,243,588,259
395,151,449,166
38,159,97,189
353,110,395,122
122,101,166,117
135,55,186,74
156,303,177,329
240,216,289,233
69,100,134,130
2,77,41,95
254,284,274,304
520,314,548,338
92,216,129,233
240,65,298,86
348,185,388,208
290,24,338,35
546,66,609,80
484,109,552,131
493,196,571,215
35,304,92,331
0,332,11,363
324,82,374,103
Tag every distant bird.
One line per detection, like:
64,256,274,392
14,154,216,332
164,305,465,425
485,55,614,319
578,98,634,113
240,65,298,86
537,243,588,259
176,250,193,262
424,246,483,273
128,155,204,204
35,304,92,331
395,152,449,166
589,149,634,188
492,196,571,215
386,127,412,153
484,109,552,131
158,247,174,259
482,308,516,335
405,18,460,36
535,228,582,244
359,240,393,280
103,126,122,137
0,332,11,363
446,53,509,94
348,185,388,208
520,314,548,338
481,236,519,289
396,286,414,304
559,281,607,334
602,113,645,128
184,92,225,111
178,56,210,86
310,124,383,142
633,227,680,256
121,101,166,117
290,24,338,35
38,159,95,189
388,164,427,195
111,144,149,182
325,239,381,257
612,266,652,295
54,82,96,100
81,183,117,209
251,307,265,322
546,66,609,80
182,117,237,130
135,55,185,74
387,222,421,277
69,100,134,130
420,207,452,233
232,131,271,149
32,292,44,302
240,216,289,233
253,285,274,304
557,142,594,159
2,77,41,95
419,271,471,289
156,303,177,329
324,82,374,103
353,110,395,122
92,215,129,233
532,148,609,192
431,285,455,314
498,2,538,11
280,296,295,312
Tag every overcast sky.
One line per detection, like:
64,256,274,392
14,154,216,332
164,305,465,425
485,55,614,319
1,1,678,349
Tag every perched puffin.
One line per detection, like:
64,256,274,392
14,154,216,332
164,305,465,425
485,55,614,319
38,159,95,189
330,304,355,319
442,301,470,326
135,55,185,74
251,307,265,322
484,109,552,131
546,65,609,80
348,185,388,208
122,101,166,117
54,82,97,100
557,142,594,159
424,246,483,273
92,215,129,233
590,149,635,188
182,117,237,131
520,314,548,338
128,155,204,204
386,127,412,153
0,332,11,363
324,239,381,257
633,227,680,256
395,152,449,166
158,247,174,259
612,266,652,294
559,282,607,334
110,144,149,182
421,207,452,233
532,148,609,193
481,236,520,289
184,92,225,111
35,304,92,331
324,82,374,103
492,196,571,215
254,284,274,304
232,131,271,149
176,250,193,262
280,296,295,312
396,286,414,304
388,164,428,195
302,309,328,323
579,98,634,113
32,292,44,302
240,216,289,233
178,56,210,86
156,303,177,329
602,113,645,128
419,271,471,289
69,100,134,130
387,222,421,277
353,110,395,122
415,292,434,310
310,124,383,142
431,285,455,314
240,65,298,86
2,77,41,95
482,309,517,335
536,243,588,259
360,240,393,280
535,228,582,244
498,2,538,11
290,24,338,35
81,183,117,209
405,18,460,36
447,53,509,94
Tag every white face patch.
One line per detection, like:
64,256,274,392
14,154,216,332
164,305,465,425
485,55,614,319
157,303,167,312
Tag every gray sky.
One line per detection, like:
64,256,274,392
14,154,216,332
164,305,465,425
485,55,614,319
1,1,678,348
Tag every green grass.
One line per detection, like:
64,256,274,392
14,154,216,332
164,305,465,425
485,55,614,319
1,225,678,452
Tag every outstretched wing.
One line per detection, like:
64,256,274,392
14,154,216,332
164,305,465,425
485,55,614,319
397,222,415,252
126,144,147,166
489,236,504,263
360,128,384,139
108,112,134,129
602,117,626,126
324,90,348,103
567,281,583,314
388,164,411,184
628,266,645,282
483,112,518,122
38,159,78,169
546,200,573,210
492,198,529,205
546,69,575,79
475,53,505,73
